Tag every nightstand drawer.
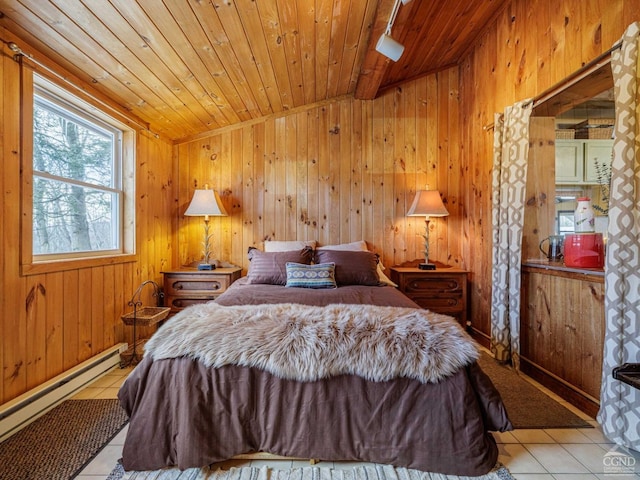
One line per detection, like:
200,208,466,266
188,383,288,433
409,295,465,314
390,267,469,327
165,275,230,296
162,267,242,315
403,275,464,295
164,296,215,311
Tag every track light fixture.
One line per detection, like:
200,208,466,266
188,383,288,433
375,0,412,62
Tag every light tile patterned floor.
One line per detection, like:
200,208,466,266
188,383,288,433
74,364,640,480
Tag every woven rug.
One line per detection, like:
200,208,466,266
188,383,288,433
108,464,514,480
0,398,128,480
477,351,593,428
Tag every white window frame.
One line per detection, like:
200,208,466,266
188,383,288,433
21,73,136,275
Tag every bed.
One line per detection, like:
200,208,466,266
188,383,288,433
118,243,512,476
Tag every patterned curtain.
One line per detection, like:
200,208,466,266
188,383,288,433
598,21,640,451
490,101,532,368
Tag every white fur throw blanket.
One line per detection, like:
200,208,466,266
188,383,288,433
144,302,479,384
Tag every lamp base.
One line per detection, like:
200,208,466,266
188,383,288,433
418,263,436,270
197,263,215,271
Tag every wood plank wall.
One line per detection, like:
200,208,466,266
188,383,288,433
3,0,638,406
458,0,638,339
0,38,176,404
175,69,464,277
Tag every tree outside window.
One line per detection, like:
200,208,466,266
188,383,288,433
33,86,123,257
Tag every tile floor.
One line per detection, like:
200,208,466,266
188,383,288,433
73,363,640,480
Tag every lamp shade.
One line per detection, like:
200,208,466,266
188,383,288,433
184,189,228,218
406,190,449,217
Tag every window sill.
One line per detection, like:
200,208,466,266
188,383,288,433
21,253,137,276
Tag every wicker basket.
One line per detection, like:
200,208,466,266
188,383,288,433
575,118,615,127
575,126,614,139
574,118,614,139
555,129,575,139
121,306,170,326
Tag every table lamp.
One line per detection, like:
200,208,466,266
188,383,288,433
407,189,449,270
184,184,228,270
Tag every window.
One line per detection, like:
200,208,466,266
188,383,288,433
31,76,133,261
557,210,576,234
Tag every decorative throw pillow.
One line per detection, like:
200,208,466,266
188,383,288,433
285,262,337,289
315,249,381,286
316,241,397,287
264,240,317,252
246,247,314,285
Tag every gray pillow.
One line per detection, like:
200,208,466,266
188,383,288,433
246,247,314,285
314,249,381,286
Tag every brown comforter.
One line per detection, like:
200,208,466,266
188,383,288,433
118,280,512,476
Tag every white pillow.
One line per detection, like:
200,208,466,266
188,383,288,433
264,240,317,252
316,240,368,251
317,241,397,287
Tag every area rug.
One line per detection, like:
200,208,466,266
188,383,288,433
478,351,593,428
0,398,128,480
107,464,515,480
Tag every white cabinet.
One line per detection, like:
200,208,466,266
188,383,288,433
556,139,613,184
556,140,584,183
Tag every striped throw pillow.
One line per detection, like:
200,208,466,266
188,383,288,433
285,262,337,289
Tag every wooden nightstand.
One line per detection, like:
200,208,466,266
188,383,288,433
162,267,242,315
390,267,469,327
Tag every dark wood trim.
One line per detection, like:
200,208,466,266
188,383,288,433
520,357,599,418
470,328,490,349
471,329,599,418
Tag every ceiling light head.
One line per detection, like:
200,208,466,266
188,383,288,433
376,33,405,62
375,0,408,62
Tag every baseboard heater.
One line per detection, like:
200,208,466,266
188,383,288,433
0,343,128,442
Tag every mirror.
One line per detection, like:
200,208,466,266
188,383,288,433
553,88,614,235
524,59,614,261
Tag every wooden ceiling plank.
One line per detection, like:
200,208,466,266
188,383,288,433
401,0,470,81
335,0,375,95
188,0,275,119
296,1,316,105
255,0,295,110
275,0,305,107
0,1,200,136
353,0,395,100
238,0,283,112
1,0,514,138
82,0,230,131
163,1,259,123
380,0,437,85
116,0,238,127
0,22,180,138
325,0,350,100
314,0,334,100
65,0,219,131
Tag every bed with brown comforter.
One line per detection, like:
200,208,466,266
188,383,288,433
118,278,512,476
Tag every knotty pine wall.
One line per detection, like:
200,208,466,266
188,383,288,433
0,38,177,405
175,69,464,277
459,0,638,339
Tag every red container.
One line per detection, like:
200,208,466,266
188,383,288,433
564,233,604,268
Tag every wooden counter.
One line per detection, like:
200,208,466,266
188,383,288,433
522,260,604,279
520,262,605,417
